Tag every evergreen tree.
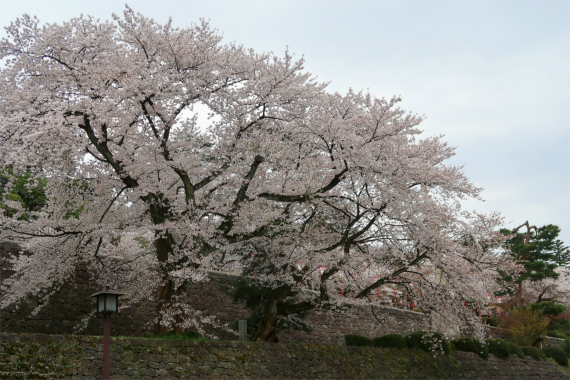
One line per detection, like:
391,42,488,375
1,168,87,221
499,224,561,302
0,168,47,220
550,240,570,267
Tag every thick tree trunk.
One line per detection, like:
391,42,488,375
254,298,280,342
153,279,174,335
253,287,292,342
151,216,179,335
153,277,190,335
252,286,303,342
142,196,184,336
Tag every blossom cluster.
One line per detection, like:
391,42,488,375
0,7,518,337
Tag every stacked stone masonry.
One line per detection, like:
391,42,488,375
1,242,426,344
0,333,567,380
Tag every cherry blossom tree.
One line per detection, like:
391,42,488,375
0,7,516,340
235,205,518,341
524,266,570,308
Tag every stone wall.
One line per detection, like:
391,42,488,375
1,242,426,343
543,337,567,351
0,332,567,380
279,303,425,345
1,242,159,338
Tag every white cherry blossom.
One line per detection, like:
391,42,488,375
0,7,517,339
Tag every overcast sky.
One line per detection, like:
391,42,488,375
2,0,569,245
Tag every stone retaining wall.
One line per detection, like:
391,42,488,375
0,333,567,380
1,242,426,344
543,336,567,351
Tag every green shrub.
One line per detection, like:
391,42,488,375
546,319,570,340
507,342,525,359
562,338,569,357
508,306,549,346
530,301,567,318
442,340,453,355
484,317,500,327
182,330,204,339
405,331,452,355
542,346,568,366
405,331,427,350
451,337,489,360
345,334,373,347
373,334,407,349
521,346,546,361
486,338,510,360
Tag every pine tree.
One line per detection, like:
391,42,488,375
550,240,570,267
500,224,562,304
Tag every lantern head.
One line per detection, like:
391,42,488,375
91,287,125,315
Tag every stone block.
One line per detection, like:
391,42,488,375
218,361,236,369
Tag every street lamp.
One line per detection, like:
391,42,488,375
91,287,124,380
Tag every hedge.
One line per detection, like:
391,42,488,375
542,346,568,367
405,331,452,355
345,334,373,347
562,338,569,357
507,342,525,359
485,338,510,360
521,346,546,361
373,334,407,349
451,337,489,360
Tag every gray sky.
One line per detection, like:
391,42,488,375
2,0,569,245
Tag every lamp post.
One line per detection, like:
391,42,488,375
91,287,124,380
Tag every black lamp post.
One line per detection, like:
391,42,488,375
91,287,124,380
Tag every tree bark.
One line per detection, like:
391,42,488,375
153,277,190,335
153,278,174,335
252,286,295,342
152,231,195,335
254,298,280,342
146,196,180,335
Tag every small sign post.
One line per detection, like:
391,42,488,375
238,320,247,341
